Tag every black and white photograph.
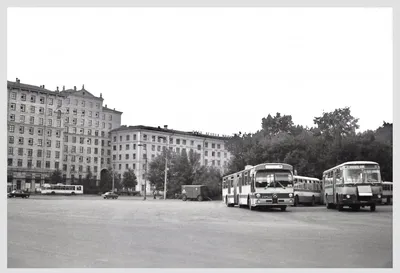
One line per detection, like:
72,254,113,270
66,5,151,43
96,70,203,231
5,3,394,269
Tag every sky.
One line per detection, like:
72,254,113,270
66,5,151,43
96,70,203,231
7,7,392,136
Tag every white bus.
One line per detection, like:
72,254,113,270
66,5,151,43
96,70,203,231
323,161,383,211
382,181,392,205
41,184,84,195
293,175,322,206
222,163,294,211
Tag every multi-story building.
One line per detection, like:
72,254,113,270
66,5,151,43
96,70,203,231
7,79,122,192
109,125,233,194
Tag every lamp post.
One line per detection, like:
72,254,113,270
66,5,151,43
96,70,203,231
112,167,115,192
138,143,147,200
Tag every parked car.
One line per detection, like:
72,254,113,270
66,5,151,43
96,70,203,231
102,191,119,199
8,190,30,198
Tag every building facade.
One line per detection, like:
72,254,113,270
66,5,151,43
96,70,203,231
7,79,122,192
109,125,233,194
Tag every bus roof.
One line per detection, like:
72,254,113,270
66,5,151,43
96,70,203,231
294,175,321,181
323,161,379,175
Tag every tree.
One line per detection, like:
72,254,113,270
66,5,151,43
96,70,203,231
148,150,170,191
122,168,137,190
262,112,294,137
50,169,63,184
313,107,359,143
195,166,222,199
99,167,121,192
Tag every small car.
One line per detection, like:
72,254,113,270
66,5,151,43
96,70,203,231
102,191,119,199
8,190,30,198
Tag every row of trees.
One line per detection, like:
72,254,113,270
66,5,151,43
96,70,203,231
226,107,392,181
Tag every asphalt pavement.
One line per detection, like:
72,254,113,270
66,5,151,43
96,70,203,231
7,195,392,268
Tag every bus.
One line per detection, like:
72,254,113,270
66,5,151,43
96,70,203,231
222,163,294,211
382,181,393,205
323,161,383,211
293,175,322,206
40,184,84,195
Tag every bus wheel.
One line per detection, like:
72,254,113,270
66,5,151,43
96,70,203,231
51,191,55,195
71,192,75,195
351,205,360,211
281,206,287,212
248,197,253,211
197,195,203,202
336,204,344,211
387,197,391,205
370,204,376,212
294,196,299,207
182,195,187,201
311,196,315,206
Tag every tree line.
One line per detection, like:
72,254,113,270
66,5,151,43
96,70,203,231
226,107,392,181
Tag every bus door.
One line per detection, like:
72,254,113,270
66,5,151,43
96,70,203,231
332,171,337,204
233,175,238,204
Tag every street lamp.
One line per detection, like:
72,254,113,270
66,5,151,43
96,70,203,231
138,143,147,200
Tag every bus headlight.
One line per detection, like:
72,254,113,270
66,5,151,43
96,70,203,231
289,193,293,198
256,193,261,198
378,194,381,198
346,195,350,199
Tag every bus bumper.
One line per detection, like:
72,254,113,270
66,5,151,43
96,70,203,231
254,198,294,206
339,194,382,205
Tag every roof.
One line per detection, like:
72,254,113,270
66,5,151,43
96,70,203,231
102,106,123,114
294,175,321,181
323,161,380,174
109,125,232,140
7,80,66,97
59,86,103,101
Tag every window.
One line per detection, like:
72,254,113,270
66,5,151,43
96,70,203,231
46,151,51,158
205,142,208,148
176,139,180,145
197,145,201,150
21,94,26,101
36,160,41,168
212,143,215,148
29,116,34,124
80,147,84,153
40,97,45,104
38,139,43,146
47,129,52,137
126,144,130,150
8,158,13,166
11,92,16,99
10,103,16,111
9,125,15,132
9,114,15,121
28,138,33,145
30,106,35,113
48,109,53,116
9,136,14,144
20,104,26,112
119,154,122,160
19,126,24,134
39,107,44,114
126,154,129,160
46,140,51,147
18,159,23,167
8,147,13,155
56,140,60,148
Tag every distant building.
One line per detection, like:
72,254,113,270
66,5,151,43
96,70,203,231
7,79,122,192
109,125,233,194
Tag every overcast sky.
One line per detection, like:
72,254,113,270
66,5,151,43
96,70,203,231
7,7,392,136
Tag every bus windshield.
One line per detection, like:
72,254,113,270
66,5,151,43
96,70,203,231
255,170,293,188
343,168,381,183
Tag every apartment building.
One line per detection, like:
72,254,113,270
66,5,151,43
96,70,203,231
109,125,233,194
7,79,122,192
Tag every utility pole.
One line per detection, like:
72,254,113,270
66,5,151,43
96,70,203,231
112,168,115,192
138,143,147,200
164,150,168,200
